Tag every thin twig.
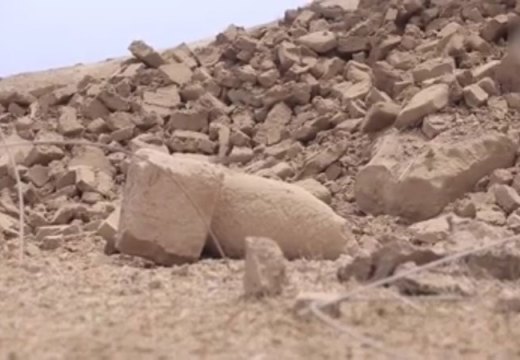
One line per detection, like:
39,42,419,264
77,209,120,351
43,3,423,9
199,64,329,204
0,139,228,260
0,131,25,261
306,234,520,358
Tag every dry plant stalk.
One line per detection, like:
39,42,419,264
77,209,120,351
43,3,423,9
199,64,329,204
308,234,520,358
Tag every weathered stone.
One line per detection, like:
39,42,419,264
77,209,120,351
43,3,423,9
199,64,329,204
490,168,514,186
159,62,193,86
169,107,209,132
294,178,332,204
356,131,516,221
412,57,455,83
337,35,370,54
394,263,474,296
254,102,292,146
227,147,254,164
298,140,347,178
453,198,477,219
477,77,499,96
168,130,217,154
25,134,65,167
463,84,489,107
142,86,182,117
409,215,451,244
211,171,353,259
394,84,449,129
493,185,520,214
361,101,400,133
128,40,166,68
337,236,443,283
58,106,83,136
480,14,509,42
98,87,131,112
26,165,50,187
244,237,287,298
80,97,110,120
97,207,120,254
422,114,450,139
117,150,224,265
297,31,337,53
331,80,371,103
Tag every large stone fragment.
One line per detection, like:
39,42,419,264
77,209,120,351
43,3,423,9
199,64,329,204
296,31,337,53
394,84,449,129
355,131,516,221
128,40,166,68
243,236,287,298
117,149,224,265
210,171,353,259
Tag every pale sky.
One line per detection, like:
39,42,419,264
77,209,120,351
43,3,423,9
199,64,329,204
0,0,309,77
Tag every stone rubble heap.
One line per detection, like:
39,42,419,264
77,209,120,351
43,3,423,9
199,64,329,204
1,0,520,294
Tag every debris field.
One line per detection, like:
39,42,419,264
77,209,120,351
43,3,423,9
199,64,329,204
2,0,520,358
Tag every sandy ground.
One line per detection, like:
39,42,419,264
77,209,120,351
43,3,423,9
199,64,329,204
1,235,519,360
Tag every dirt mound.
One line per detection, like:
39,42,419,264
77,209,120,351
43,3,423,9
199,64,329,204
2,0,520,358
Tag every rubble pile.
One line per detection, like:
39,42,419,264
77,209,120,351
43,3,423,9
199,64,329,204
0,0,520,293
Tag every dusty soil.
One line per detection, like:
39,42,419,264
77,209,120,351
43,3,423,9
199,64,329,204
2,237,519,360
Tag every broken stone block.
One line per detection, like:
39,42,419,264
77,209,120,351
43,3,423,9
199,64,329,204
80,97,110,120
294,178,332,204
142,86,182,117
26,165,50,187
296,31,337,53
480,14,509,42
477,77,499,96
159,62,193,86
98,87,131,112
337,236,443,283
73,165,114,197
227,147,254,164
507,212,520,233
490,168,514,186
465,242,520,280
169,107,209,132
254,102,292,146
58,106,83,136
409,215,451,244
128,40,166,68
69,146,114,176
493,184,520,214
394,263,474,296
361,101,400,133
168,130,217,155
86,118,109,134
337,35,369,54
211,170,353,259
394,84,449,129
331,80,371,103
51,203,88,225
454,199,477,218
97,207,120,254
24,134,65,167
412,57,455,83
129,134,169,154
298,140,347,178
243,236,287,298
463,84,489,107
117,150,224,265
421,114,450,139
355,131,516,221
